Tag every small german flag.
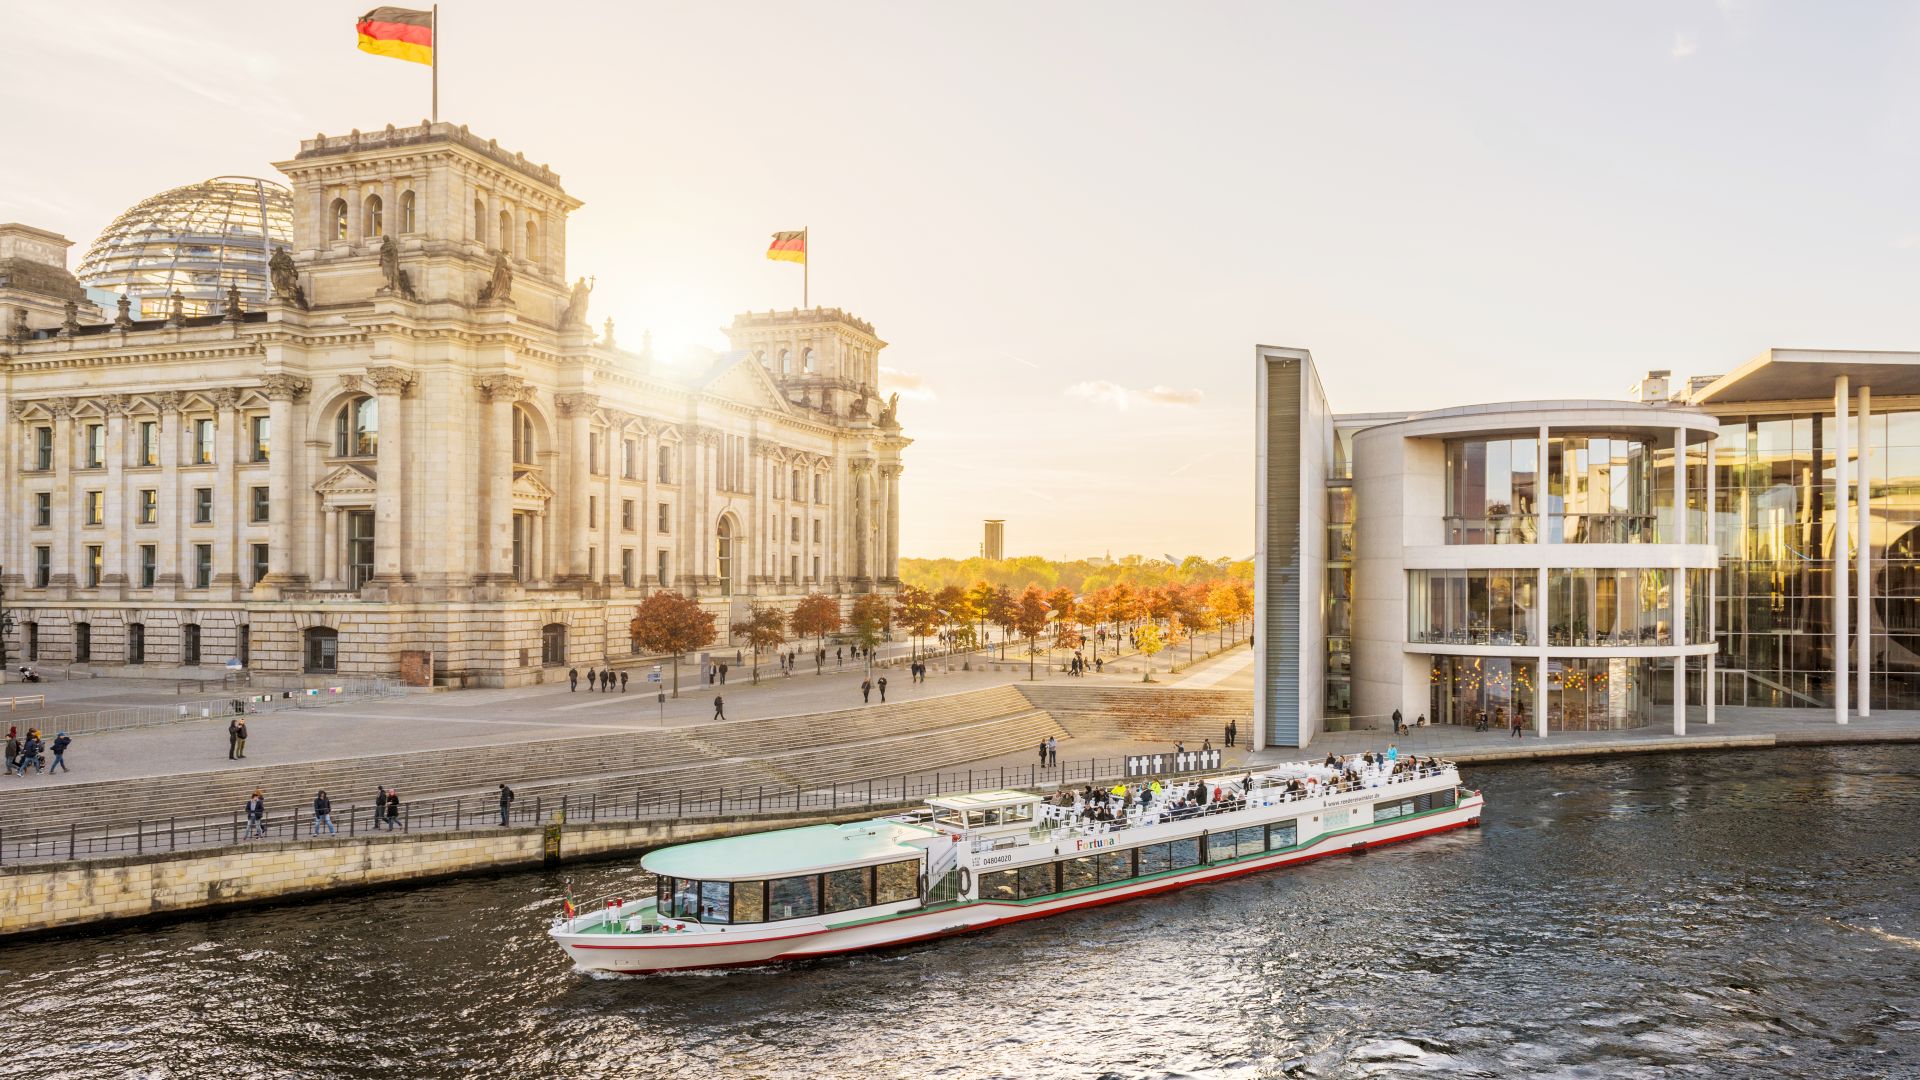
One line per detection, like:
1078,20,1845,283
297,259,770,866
561,897,576,919
357,6,434,66
766,230,807,264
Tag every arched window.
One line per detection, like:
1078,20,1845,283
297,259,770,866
525,216,539,266
756,349,767,368
334,395,378,457
499,210,513,255
541,622,567,666
778,349,790,377
304,627,339,673
363,194,383,237
399,190,416,233
803,347,815,373
474,198,487,243
511,405,537,466
716,516,735,597
331,199,349,241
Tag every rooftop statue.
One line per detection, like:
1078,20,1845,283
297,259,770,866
269,247,308,309
379,236,417,301
561,276,592,327
478,250,513,305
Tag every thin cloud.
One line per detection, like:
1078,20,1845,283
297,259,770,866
1672,32,1697,59
880,365,936,401
1066,380,1205,411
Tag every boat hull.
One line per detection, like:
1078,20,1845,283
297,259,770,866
552,793,1484,974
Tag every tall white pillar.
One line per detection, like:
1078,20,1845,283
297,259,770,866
1673,426,1687,737
1537,423,1551,739
367,367,412,584
259,375,310,593
322,507,340,588
1835,375,1850,725
1858,385,1872,717
1706,427,1717,724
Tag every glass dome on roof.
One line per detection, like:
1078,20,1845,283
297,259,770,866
76,176,293,320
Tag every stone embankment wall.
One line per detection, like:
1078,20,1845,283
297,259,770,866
0,807,892,939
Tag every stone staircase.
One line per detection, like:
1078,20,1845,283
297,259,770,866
1015,684,1252,745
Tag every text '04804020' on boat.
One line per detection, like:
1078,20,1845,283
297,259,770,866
549,754,1486,974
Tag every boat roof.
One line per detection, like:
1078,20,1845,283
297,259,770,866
925,789,1040,811
641,818,938,881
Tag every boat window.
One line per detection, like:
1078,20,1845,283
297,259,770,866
875,859,920,905
1169,837,1200,869
1097,850,1132,884
674,879,700,920
769,875,820,920
979,869,1018,901
967,809,1003,828
825,867,872,913
1434,788,1457,808
935,809,966,830
699,881,733,923
733,881,767,924
1374,798,1416,822
655,876,673,913
1017,862,1055,899
1138,842,1172,875
1005,804,1033,823
1061,856,1098,892
1267,820,1298,850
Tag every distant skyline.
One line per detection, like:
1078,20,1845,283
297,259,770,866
8,2,1920,558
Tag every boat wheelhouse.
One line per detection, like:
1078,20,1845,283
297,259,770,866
549,754,1484,973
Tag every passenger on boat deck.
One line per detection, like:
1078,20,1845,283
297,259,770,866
1323,754,1337,768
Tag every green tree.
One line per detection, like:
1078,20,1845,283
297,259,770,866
731,606,788,684
629,591,716,698
789,592,843,672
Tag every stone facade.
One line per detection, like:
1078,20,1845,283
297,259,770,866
0,122,908,685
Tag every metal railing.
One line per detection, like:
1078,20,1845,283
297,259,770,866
0,753,1247,866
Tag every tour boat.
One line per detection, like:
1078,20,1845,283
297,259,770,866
548,754,1484,974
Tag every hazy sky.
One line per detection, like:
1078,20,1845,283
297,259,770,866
8,2,1920,559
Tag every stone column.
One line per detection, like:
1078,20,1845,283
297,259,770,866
1706,428,1717,725
1835,374,1850,724
208,388,241,591
851,461,872,583
603,411,627,589
46,397,75,589
556,394,596,583
154,393,182,591
3,402,21,594
475,376,522,582
101,396,130,590
257,375,311,595
367,366,413,584
640,427,655,584
530,510,545,585
1859,385,1872,718
322,507,340,588
883,463,902,582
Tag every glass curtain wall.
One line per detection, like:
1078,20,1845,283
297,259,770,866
1444,437,1537,543
1546,657,1658,730
1546,568,1672,646
1429,656,1536,729
1547,435,1656,543
1408,569,1536,645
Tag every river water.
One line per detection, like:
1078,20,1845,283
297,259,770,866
3,746,1918,1079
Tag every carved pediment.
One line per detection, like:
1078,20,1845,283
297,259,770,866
702,354,794,414
314,463,377,497
512,470,555,502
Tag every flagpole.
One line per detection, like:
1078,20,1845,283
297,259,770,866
803,225,809,310
431,4,439,122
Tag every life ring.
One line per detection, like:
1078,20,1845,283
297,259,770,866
957,866,972,896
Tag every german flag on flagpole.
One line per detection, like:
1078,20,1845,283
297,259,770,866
357,6,439,120
765,230,807,264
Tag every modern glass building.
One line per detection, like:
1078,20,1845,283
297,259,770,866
75,176,293,319
1256,346,1911,749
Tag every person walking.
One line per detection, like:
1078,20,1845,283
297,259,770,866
861,678,872,703
568,667,579,692
233,718,248,759
719,663,729,686
4,730,20,777
713,695,726,721
245,789,267,839
498,783,516,826
228,717,242,760
384,788,402,830
620,671,629,693
312,790,335,836
49,731,70,773
1047,735,1058,768
1038,739,1048,769
1510,715,1523,739
877,675,888,702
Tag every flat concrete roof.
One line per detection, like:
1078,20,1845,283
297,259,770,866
1689,349,1920,405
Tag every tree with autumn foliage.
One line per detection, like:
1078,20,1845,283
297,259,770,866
1079,586,1113,660
629,591,716,698
1044,586,1078,660
789,592,843,672
987,584,1018,659
965,580,997,654
848,593,892,672
1014,584,1051,680
934,584,970,650
1207,582,1241,650
892,584,941,660
1134,620,1165,682
731,606,788,684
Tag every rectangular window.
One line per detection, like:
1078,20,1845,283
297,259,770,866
139,545,157,588
84,423,104,468
1373,798,1415,822
33,426,52,470
1138,842,1172,875
588,432,602,475
194,544,212,588
657,503,670,533
139,421,158,466
813,519,822,543
194,418,214,464
621,548,633,587
656,549,669,585
1097,849,1133,884
85,490,104,525
623,439,638,479
1017,862,1056,900
791,554,799,582
195,488,213,523
127,623,145,664
979,869,1018,902
658,446,673,484
1062,856,1098,892
33,546,50,587
25,622,37,661
1267,820,1298,850
731,881,766,924
812,555,821,581
1169,837,1200,868
697,881,732,924
139,489,157,524
85,545,103,587
874,859,920,904
251,415,270,462
768,876,819,920
74,622,91,662
252,543,270,584
33,492,50,527
588,496,598,529
622,499,635,530
183,624,202,665
791,516,800,542
252,486,270,522
824,867,873,913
